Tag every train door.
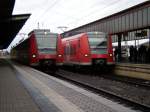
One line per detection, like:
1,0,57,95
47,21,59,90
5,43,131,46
107,35,114,64
65,41,71,62
76,39,80,63
71,39,79,62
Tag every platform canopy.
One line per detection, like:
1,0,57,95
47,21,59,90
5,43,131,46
63,1,150,38
0,0,30,49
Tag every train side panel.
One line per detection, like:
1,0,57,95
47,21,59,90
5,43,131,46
62,34,91,65
107,35,114,65
62,32,114,67
28,30,59,67
29,34,39,66
11,38,30,65
56,35,64,65
67,38,79,63
11,29,60,68
78,35,91,65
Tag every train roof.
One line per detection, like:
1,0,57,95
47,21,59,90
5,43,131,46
62,33,85,41
62,32,107,41
87,32,107,35
28,29,54,36
11,30,58,49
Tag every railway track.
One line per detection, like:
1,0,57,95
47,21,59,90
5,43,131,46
61,67,150,89
100,74,150,89
47,69,150,112
105,71,149,89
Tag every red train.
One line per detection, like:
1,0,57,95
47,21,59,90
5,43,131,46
62,32,114,66
11,30,114,69
11,29,63,67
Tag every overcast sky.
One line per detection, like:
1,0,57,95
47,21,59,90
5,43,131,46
8,0,148,50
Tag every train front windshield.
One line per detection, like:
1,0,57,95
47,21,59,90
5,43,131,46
88,32,107,54
35,33,57,54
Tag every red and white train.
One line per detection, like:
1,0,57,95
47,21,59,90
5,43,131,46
62,32,114,66
11,29,63,67
11,30,114,68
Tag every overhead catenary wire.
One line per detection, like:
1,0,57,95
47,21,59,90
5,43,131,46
37,0,61,22
66,0,121,27
37,0,121,27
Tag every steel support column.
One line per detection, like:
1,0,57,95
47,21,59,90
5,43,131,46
117,34,122,62
149,27,150,47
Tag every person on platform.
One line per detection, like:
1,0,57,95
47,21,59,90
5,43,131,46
133,46,137,63
114,47,118,62
129,46,134,62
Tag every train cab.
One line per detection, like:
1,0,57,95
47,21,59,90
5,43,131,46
62,32,114,66
11,29,63,67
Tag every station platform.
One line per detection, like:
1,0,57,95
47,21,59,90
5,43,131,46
0,59,139,112
115,62,150,80
0,59,40,112
116,62,150,69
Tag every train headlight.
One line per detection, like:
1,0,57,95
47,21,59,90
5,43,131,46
84,54,88,57
109,53,113,57
58,54,62,57
32,54,36,58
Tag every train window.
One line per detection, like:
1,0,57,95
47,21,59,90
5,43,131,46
65,42,71,55
69,43,76,56
87,32,108,54
65,46,68,55
87,32,107,48
89,38,107,48
35,33,57,54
